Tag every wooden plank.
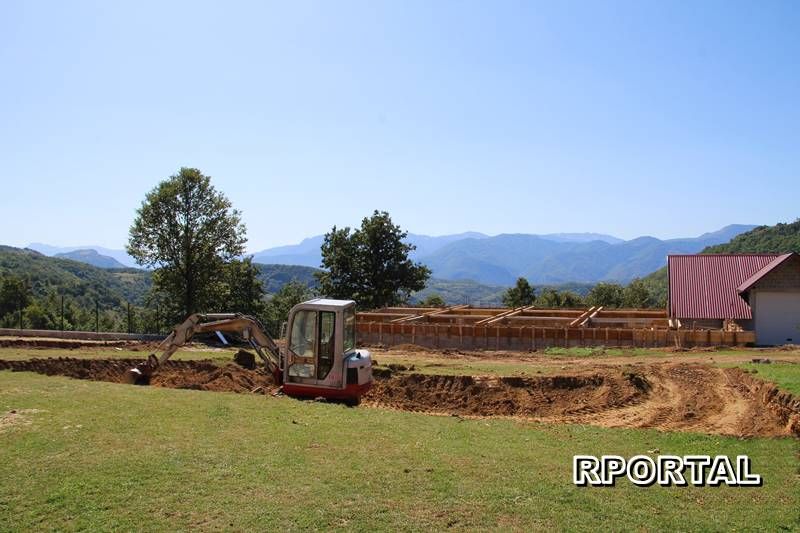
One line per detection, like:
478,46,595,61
568,307,595,328
390,304,470,323
474,307,523,326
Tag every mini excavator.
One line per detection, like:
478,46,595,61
126,299,373,403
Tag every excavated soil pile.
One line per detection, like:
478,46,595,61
363,371,648,418
0,358,278,394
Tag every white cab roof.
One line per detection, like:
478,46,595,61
299,298,356,310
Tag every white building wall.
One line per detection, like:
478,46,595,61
752,291,800,346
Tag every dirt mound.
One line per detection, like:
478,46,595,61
0,338,139,349
364,370,647,418
0,358,278,394
364,363,800,438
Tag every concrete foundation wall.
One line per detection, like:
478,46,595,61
357,322,753,350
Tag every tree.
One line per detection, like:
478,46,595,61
502,277,536,308
221,258,266,317
127,168,247,319
263,280,315,336
586,282,624,308
317,211,430,309
0,276,30,318
537,289,585,308
420,294,446,307
623,278,655,308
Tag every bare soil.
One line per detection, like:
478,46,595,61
0,358,279,394
1,356,798,438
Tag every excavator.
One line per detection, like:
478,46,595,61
125,298,373,403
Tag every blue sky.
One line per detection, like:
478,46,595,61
1,0,798,252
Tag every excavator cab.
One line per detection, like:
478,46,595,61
282,299,373,402
125,298,372,403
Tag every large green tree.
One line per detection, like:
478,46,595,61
622,278,656,308
586,282,624,308
317,210,430,310
502,277,536,308
127,168,247,319
220,258,266,317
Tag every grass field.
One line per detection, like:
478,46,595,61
717,361,800,396
1,370,799,531
1,345,799,530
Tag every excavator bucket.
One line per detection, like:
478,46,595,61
124,355,159,385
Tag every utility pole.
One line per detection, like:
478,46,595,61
60,295,64,331
127,302,132,334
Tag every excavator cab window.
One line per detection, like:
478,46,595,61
344,308,356,352
317,311,335,379
288,310,316,378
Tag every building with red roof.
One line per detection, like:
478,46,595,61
668,253,800,345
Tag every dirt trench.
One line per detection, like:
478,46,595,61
0,358,279,394
0,358,798,438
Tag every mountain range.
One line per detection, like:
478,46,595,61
26,224,756,286
251,224,756,285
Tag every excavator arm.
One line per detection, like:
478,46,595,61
126,313,283,384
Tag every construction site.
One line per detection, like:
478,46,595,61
1,331,798,439
355,305,755,349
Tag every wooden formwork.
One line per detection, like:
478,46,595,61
356,306,755,349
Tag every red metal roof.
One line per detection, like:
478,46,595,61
736,253,795,299
668,254,780,319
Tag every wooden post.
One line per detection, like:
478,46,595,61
531,326,536,350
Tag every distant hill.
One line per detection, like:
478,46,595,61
421,225,756,285
1,246,319,309
251,232,490,268
55,249,127,269
250,225,755,285
640,219,800,305
703,219,800,254
27,243,138,268
255,264,320,293
0,245,152,308
411,278,595,306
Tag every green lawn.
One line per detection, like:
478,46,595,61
1,371,798,531
719,361,800,396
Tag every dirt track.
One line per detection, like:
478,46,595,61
1,356,798,438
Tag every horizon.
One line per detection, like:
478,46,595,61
1,1,798,250
17,221,762,256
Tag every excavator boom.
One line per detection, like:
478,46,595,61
126,313,282,384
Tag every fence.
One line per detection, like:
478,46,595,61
6,294,168,335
